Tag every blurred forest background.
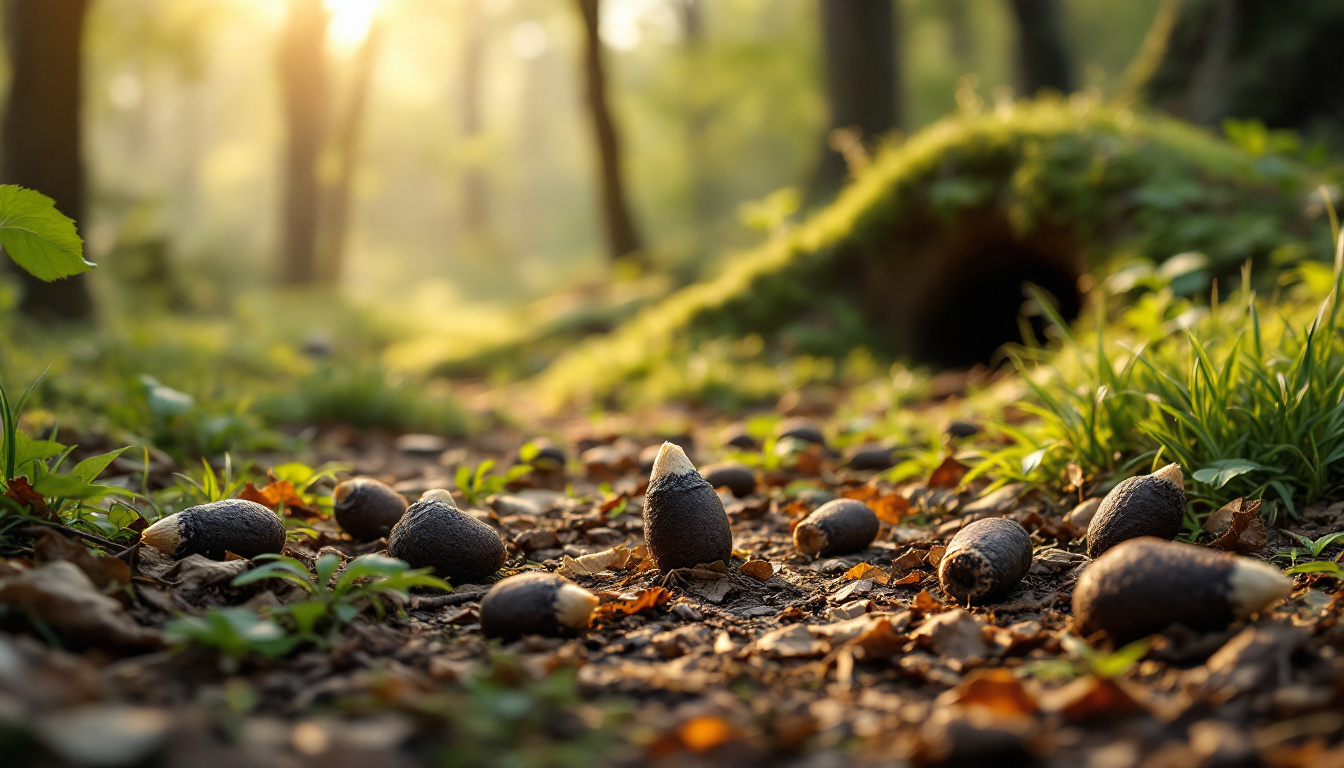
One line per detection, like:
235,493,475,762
3,0,1189,310
3,0,1344,442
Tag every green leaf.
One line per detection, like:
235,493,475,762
284,600,329,637
13,431,65,465
31,473,106,500
1021,448,1048,476
1285,561,1344,579
0,186,93,281
69,448,128,483
1191,459,1264,489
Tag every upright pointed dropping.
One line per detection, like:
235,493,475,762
1086,463,1186,557
643,442,733,572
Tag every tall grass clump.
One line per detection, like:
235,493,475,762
973,223,1344,522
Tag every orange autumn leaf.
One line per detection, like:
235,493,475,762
912,589,944,613
952,668,1039,717
594,586,671,619
889,571,922,586
678,716,740,753
866,493,909,524
845,563,892,585
239,480,320,519
842,486,880,502
928,456,967,489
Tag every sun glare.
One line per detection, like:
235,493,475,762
324,0,381,50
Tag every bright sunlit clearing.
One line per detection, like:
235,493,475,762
325,0,381,50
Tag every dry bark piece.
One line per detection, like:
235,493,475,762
140,499,285,561
1072,537,1292,644
332,478,407,542
701,463,757,498
1086,463,1186,557
479,572,598,641
794,499,879,556
939,517,1032,605
642,443,733,572
386,490,507,584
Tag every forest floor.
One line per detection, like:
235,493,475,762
3,390,1344,768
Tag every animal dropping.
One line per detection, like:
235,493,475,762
1086,463,1185,557
479,572,599,641
1072,537,1292,643
141,499,286,561
643,442,733,572
793,499,879,556
701,463,757,498
938,517,1032,605
332,478,407,542
386,489,507,585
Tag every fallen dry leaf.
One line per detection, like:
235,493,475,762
946,668,1039,717
845,562,892,584
928,456,968,489
0,561,162,651
238,480,320,519
913,609,990,662
559,545,635,576
33,531,130,591
1206,498,1268,554
738,560,774,581
4,477,56,522
593,586,671,619
869,493,910,524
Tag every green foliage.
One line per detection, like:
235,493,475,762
971,230,1344,519
536,100,1324,409
230,553,450,643
0,186,94,282
0,371,137,547
1062,633,1153,679
455,460,530,507
1285,560,1344,580
164,607,299,661
1283,530,1344,558
435,656,627,768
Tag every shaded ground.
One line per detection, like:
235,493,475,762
2,406,1343,768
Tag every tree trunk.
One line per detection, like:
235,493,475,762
318,23,382,286
810,0,901,205
278,0,329,286
1007,0,1074,96
575,0,645,265
676,0,713,254
460,0,488,238
1146,0,1344,135
2,0,93,321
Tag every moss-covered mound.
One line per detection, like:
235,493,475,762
537,100,1326,408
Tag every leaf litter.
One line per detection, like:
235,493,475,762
0,421,1342,768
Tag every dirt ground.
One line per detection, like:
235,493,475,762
2,417,1343,768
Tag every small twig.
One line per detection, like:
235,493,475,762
410,590,488,611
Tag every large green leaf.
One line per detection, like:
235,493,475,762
0,185,93,281
1191,459,1267,489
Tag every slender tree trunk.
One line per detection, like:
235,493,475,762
318,23,382,287
278,0,329,286
676,0,713,254
460,0,489,237
944,0,975,75
810,0,901,204
2,0,93,321
1007,0,1074,95
1147,0,1344,134
575,0,645,265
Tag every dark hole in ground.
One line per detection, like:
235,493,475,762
915,249,1083,368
